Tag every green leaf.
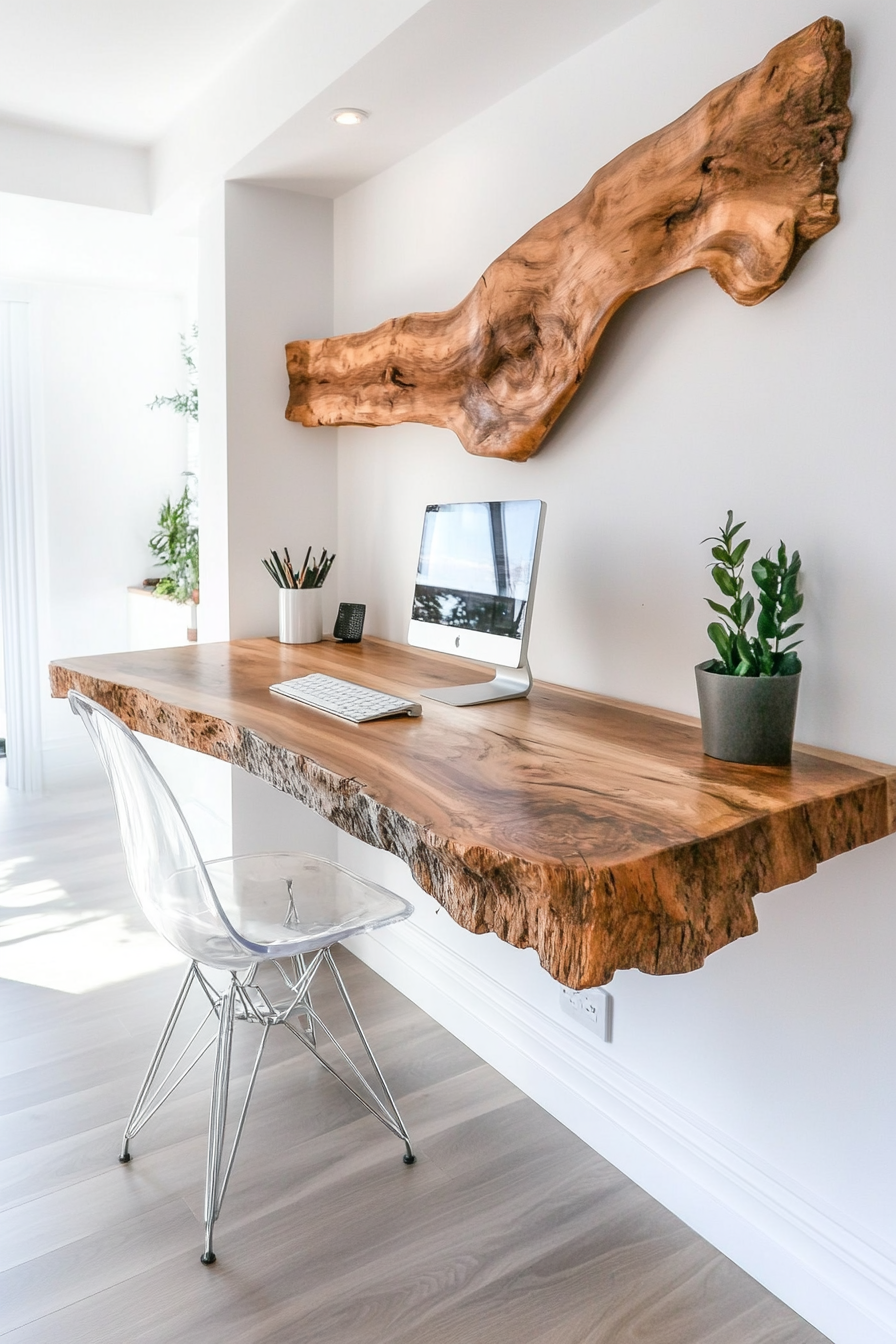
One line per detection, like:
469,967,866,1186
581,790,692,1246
712,565,737,597
711,544,731,564
730,538,750,567
735,633,758,669
740,591,754,625
756,607,776,640
751,559,772,592
705,599,735,620
777,650,802,676
779,622,803,639
728,518,745,540
735,659,754,676
707,622,732,665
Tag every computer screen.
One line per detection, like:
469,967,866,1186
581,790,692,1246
407,499,545,670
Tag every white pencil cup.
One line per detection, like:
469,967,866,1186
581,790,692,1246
279,588,322,644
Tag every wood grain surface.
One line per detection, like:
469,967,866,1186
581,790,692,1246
285,17,851,461
50,637,895,989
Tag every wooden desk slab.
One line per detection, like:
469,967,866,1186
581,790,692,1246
50,638,896,989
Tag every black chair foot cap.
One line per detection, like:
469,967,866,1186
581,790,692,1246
118,1153,131,1164
403,1153,417,1165
201,1251,217,1265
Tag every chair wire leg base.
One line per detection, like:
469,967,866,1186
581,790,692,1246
119,953,413,1264
201,979,271,1265
119,962,197,1163
282,950,416,1165
202,981,235,1265
326,950,415,1164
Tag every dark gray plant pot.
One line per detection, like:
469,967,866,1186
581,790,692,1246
695,661,801,766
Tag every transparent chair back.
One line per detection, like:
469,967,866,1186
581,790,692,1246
68,691,412,969
69,691,251,967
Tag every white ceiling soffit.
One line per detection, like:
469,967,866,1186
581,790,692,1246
0,0,660,222
228,0,662,199
0,0,300,145
151,0,434,221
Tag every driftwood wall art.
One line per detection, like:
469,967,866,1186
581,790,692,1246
285,17,851,462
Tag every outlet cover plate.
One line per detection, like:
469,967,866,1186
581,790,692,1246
560,986,612,1042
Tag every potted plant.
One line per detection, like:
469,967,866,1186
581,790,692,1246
695,512,803,765
146,328,200,638
149,473,200,607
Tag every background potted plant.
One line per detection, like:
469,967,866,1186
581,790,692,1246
695,511,803,765
145,328,200,638
149,473,199,605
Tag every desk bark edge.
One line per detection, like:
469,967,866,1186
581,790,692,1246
50,641,896,990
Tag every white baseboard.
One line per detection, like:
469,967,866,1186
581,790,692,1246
349,919,896,1344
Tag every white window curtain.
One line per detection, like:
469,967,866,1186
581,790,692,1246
0,300,43,793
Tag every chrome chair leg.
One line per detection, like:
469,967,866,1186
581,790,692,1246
119,962,196,1163
201,980,272,1265
282,951,416,1164
202,980,236,1265
324,950,416,1165
297,953,316,1046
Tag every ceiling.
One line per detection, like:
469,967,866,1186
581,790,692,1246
0,0,661,218
230,0,661,198
0,0,297,143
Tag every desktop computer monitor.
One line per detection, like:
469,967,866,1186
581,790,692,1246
408,499,546,706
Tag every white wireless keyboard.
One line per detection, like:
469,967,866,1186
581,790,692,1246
270,673,423,724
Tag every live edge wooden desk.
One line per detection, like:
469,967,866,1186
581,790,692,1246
50,637,896,990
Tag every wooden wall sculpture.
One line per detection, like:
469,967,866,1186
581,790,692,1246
285,18,851,462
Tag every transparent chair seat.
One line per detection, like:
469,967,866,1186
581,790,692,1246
163,852,412,969
68,689,416,1266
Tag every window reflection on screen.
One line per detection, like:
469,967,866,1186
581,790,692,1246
412,500,540,639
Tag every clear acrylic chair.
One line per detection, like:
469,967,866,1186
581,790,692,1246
69,690,415,1265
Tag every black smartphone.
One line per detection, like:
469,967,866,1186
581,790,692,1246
333,603,366,643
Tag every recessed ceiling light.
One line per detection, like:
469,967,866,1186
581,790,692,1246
331,108,369,126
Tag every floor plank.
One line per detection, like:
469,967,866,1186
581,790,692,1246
0,749,831,1343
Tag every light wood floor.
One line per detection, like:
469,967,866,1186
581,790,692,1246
0,747,831,1344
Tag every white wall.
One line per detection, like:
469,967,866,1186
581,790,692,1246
225,183,337,639
0,193,196,293
327,2,896,1340
197,181,339,859
34,282,192,742
0,194,197,746
198,182,336,642
0,123,149,214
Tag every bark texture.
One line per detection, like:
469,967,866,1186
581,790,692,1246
50,636,894,989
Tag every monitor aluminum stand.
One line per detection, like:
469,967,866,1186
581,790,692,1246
421,659,533,707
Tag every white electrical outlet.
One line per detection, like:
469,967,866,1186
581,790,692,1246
560,986,612,1042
